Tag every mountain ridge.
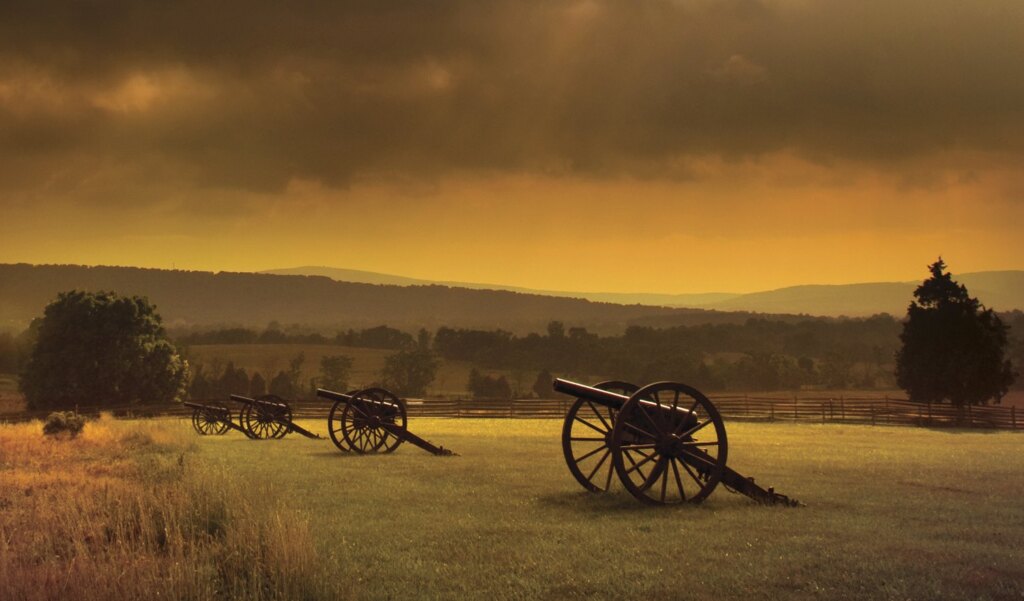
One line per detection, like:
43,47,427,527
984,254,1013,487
263,266,1024,316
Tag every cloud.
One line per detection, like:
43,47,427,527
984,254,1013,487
0,0,1022,197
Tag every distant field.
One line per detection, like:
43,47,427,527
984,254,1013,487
7,417,1019,600
183,343,575,398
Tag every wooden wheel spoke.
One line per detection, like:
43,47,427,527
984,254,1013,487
585,449,612,482
680,448,718,469
680,459,705,487
622,450,649,481
570,436,606,442
636,404,664,436
671,458,686,500
623,450,658,476
679,418,713,439
586,401,613,431
573,444,608,464
573,414,607,435
623,422,657,441
682,441,719,448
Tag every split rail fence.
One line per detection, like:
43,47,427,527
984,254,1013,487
2,395,1021,430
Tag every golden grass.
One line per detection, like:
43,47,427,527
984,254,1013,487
0,415,348,601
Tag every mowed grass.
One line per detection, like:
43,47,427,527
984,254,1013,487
188,418,1024,601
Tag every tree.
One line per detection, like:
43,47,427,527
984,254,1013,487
20,290,188,410
269,370,293,397
380,349,439,397
532,369,553,398
249,371,267,397
318,354,354,392
467,369,513,400
896,259,1015,406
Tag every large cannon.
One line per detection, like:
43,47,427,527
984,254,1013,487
316,387,454,456
554,378,799,506
229,394,322,440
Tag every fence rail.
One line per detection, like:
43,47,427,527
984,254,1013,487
2,395,1019,430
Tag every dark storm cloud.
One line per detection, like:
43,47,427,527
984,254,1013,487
1,0,1023,194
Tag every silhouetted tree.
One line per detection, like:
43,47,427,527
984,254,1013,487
249,371,267,397
318,355,354,392
468,369,513,400
532,369,554,398
381,349,438,397
896,259,1015,406
20,290,188,409
218,362,250,395
269,370,293,397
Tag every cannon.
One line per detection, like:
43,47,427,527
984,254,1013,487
316,387,454,456
554,378,800,506
183,401,253,437
229,394,323,440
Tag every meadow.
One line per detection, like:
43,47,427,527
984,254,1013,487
2,416,1022,600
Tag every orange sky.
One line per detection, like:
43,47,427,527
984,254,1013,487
1,1,1022,293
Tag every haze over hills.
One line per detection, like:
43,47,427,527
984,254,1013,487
264,266,1024,317
0,263,797,335
261,266,740,307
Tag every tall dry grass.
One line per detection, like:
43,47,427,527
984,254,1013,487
0,415,348,600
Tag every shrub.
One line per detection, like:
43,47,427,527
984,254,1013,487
43,411,87,438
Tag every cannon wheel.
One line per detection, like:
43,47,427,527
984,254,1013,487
561,381,639,492
339,388,408,454
611,382,728,505
258,394,292,439
241,397,290,440
327,390,362,452
192,406,231,435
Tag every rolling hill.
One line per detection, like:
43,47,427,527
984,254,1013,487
266,266,1024,316
0,263,786,334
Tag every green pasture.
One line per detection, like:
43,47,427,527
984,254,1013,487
193,419,1023,600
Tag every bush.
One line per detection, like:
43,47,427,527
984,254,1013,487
43,411,86,438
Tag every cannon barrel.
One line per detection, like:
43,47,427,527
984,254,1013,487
184,401,227,412
552,378,630,410
229,394,288,408
317,388,402,410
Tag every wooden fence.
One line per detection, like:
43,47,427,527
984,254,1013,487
2,395,1020,430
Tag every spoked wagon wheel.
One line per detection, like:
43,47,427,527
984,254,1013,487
192,406,230,435
327,390,362,452
257,395,292,439
241,397,290,440
561,381,638,492
340,388,408,454
610,382,728,505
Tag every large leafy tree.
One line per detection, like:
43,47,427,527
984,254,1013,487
20,290,189,410
895,259,1015,406
381,349,439,397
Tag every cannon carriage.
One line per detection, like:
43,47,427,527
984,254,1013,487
229,394,323,440
554,378,799,506
183,401,252,437
317,387,454,456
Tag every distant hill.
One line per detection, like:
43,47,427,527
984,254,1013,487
0,264,792,334
266,266,1024,316
262,266,740,307
707,272,1024,316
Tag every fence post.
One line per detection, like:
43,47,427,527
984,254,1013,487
744,394,748,418
927,401,932,424
794,394,799,420
770,403,775,422
871,406,876,426
1012,406,1017,429
821,403,826,424
884,395,889,424
840,395,845,421
967,403,973,427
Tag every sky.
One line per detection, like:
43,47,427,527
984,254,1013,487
1,0,1022,294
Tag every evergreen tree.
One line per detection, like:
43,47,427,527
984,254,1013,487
896,259,1015,406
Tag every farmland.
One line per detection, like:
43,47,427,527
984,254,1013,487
3,416,1022,600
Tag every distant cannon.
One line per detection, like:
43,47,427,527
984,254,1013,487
317,387,454,456
183,401,252,437
554,378,800,506
229,394,322,440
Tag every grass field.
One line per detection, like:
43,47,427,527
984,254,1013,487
5,416,1019,600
